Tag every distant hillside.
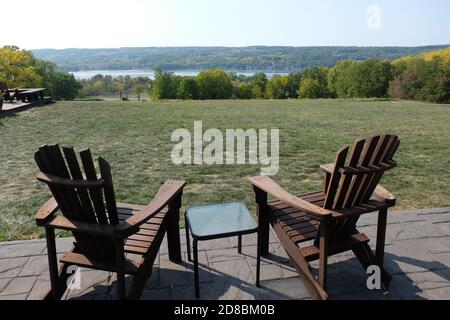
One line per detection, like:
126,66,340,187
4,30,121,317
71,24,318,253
420,46,450,61
395,46,450,64
32,45,449,72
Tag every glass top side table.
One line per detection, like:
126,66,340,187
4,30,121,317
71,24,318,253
185,202,260,299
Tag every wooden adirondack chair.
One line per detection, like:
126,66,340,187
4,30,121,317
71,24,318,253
34,144,186,300
249,134,400,300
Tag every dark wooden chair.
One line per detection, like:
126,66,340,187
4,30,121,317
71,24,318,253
249,134,400,300
34,144,186,300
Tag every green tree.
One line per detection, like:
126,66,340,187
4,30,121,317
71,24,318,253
235,82,252,99
327,60,356,98
51,71,81,100
177,77,199,99
300,67,330,98
150,68,178,100
298,79,322,99
197,69,233,99
286,72,302,98
250,72,268,99
0,46,42,88
265,75,289,99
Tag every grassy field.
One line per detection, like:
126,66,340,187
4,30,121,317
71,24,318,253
1,99,450,241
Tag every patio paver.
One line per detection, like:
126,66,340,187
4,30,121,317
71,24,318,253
1,207,450,300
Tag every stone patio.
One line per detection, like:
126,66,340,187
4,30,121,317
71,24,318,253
1,207,450,300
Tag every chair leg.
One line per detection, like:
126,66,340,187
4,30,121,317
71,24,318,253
44,227,67,300
376,208,392,290
167,193,182,263
114,238,126,300
318,222,329,291
254,187,270,256
43,263,70,300
353,242,392,290
128,222,167,300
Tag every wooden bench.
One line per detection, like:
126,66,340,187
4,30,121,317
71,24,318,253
16,88,46,102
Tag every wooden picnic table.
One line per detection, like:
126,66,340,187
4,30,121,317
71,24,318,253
15,88,46,102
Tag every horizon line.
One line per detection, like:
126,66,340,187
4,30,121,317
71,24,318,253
29,44,450,51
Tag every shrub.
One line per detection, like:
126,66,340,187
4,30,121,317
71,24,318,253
197,69,233,99
298,79,322,99
177,77,199,99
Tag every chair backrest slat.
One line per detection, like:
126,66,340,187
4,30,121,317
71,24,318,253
35,145,119,262
99,157,119,225
317,134,399,246
62,146,97,223
342,135,381,208
324,134,399,210
352,135,386,205
38,145,85,220
362,136,399,202
79,149,109,224
324,146,349,208
334,139,366,209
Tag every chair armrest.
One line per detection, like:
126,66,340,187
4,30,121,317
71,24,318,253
36,197,59,223
37,215,125,238
320,163,334,174
123,180,187,231
248,176,333,219
37,172,104,189
373,185,396,206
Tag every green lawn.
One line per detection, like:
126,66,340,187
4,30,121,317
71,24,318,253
1,99,450,241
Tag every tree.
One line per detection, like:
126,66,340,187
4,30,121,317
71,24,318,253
328,60,356,98
0,46,81,100
51,71,81,100
286,72,302,98
300,67,330,98
250,72,268,99
235,82,252,99
150,68,178,100
389,56,450,103
177,77,199,99
298,79,322,99
328,59,392,98
132,83,146,101
0,46,42,88
265,75,289,99
197,69,233,99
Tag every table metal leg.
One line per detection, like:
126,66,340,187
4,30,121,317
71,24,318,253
193,238,200,299
238,235,242,254
185,213,192,262
256,231,260,287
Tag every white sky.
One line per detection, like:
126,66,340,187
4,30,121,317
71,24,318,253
2,0,450,49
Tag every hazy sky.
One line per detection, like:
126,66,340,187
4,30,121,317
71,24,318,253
3,0,449,49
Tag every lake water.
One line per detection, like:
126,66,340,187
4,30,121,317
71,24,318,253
71,69,290,80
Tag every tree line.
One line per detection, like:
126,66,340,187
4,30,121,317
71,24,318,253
147,50,450,103
2,45,449,103
0,46,80,100
78,74,150,100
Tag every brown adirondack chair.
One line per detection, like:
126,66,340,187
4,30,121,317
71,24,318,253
34,144,186,300
249,134,399,300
